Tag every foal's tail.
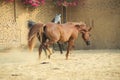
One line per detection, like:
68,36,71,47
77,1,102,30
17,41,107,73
28,23,44,51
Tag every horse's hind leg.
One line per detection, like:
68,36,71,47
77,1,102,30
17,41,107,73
37,33,48,57
42,47,47,57
39,43,51,59
45,40,56,59
45,46,52,59
38,44,44,60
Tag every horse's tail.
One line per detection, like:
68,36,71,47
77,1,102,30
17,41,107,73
28,33,37,52
28,23,44,51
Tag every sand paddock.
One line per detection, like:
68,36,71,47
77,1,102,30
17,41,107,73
0,49,120,80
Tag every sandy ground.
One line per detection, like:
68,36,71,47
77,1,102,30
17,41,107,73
0,49,120,80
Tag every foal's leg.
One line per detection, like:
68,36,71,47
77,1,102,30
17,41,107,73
66,40,74,60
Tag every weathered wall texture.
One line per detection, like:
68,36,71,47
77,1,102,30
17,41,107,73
0,0,120,49
67,0,120,49
0,0,61,49
0,1,21,49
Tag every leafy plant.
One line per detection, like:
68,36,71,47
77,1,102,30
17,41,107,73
53,0,79,7
6,0,14,2
21,0,45,7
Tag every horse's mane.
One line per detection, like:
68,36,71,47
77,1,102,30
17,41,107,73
66,22,86,26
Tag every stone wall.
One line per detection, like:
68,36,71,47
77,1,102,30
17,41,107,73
0,0,120,49
0,1,20,49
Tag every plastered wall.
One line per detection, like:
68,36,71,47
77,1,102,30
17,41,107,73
0,0,120,49
0,0,61,49
67,0,120,49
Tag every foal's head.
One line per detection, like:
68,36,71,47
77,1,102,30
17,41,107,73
75,22,92,45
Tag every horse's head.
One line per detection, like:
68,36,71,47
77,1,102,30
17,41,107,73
75,22,92,46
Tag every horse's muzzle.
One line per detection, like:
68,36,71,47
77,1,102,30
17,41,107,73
86,41,90,46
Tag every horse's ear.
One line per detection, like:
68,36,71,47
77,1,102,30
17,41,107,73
75,24,81,29
75,24,85,28
88,27,92,31
75,22,86,29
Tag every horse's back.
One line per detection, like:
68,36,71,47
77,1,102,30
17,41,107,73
48,22,75,41
45,22,61,41
45,22,79,42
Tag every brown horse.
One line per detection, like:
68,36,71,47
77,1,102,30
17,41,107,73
28,22,92,60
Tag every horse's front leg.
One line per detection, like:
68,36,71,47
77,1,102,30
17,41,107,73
57,42,63,54
66,40,74,60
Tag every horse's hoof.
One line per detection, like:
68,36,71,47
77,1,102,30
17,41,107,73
48,55,51,59
38,58,41,61
66,57,68,60
41,62,49,64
